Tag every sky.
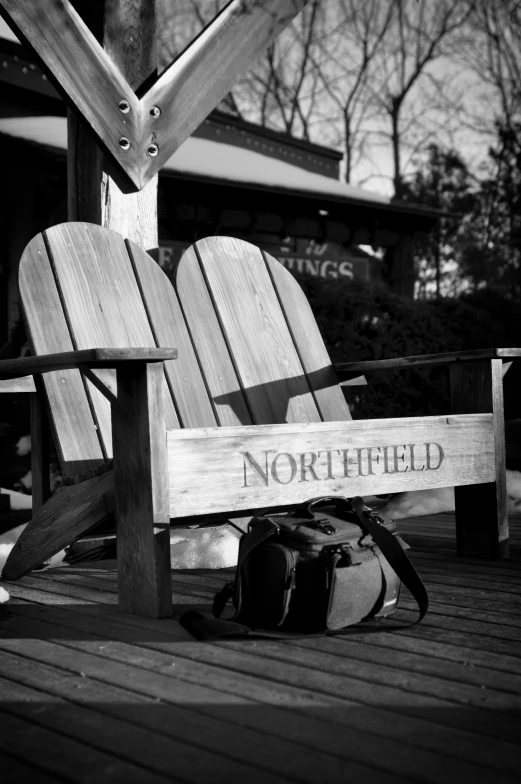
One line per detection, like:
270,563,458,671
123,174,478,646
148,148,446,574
0,16,494,200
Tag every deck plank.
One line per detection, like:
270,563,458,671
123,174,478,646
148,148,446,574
1,511,521,782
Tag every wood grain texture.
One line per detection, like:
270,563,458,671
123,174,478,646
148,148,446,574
0,375,36,392
335,348,521,373
100,0,159,245
103,0,157,92
263,250,352,422
0,1,307,189
68,108,160,251
128,240,217,428
450,359,509,558
193,236,321,424
2,514,521,784
2,471,114,580
0,0,142,185
175,245,252,426
113,362,171,617
166,414,495,518
19,230,106,477
43,223,179,454
0,348,177,379
139,0,308,183
101,172,158,249
14,222,178,581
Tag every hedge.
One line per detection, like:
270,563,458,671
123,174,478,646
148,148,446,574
293,273,521,420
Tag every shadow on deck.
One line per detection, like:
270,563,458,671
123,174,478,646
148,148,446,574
0,513,520,783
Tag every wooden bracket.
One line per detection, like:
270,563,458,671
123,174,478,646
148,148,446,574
0,0,308,190
78,364,133,419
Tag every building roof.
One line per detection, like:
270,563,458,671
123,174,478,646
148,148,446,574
0,116,441,221
0,115,385,202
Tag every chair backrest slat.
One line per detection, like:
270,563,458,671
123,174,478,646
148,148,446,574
182,236,322,425
20,230,106,476
174,245,254,427
127,240,218,428
263,251,352,422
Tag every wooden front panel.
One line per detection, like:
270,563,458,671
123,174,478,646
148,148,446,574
191,237,322,424
167,414,495,518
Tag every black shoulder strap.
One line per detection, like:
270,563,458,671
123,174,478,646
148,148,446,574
350,496,429,623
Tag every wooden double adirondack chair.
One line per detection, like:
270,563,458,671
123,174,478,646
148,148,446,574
0,222,518,617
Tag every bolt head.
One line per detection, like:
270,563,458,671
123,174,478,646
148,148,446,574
150,106,161,118
148,143,159,157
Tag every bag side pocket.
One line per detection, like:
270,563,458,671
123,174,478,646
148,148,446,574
326,549,383,630
239,543,298,628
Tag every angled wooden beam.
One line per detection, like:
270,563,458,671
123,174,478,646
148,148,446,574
0,0,142,186
2,471,115,580
0,0,309,189
139,0,309,183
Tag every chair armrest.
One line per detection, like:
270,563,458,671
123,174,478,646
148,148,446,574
0,375,37,393
333,347,521,374
0,347,178,380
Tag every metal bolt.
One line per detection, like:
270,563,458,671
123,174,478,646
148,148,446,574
119,99,130,113
148,143,159,157
119,136,130,151
150,106,161,118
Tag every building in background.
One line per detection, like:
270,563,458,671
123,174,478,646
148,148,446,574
0,28,440,347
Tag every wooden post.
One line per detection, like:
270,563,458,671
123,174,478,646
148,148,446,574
67,1,164,613
450,359,509,559
113,362,171,617
29,382,51,512
67,0,158,253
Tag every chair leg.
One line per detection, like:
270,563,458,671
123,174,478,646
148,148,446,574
30,384,51,512
450,358,508,558
113,362,172,617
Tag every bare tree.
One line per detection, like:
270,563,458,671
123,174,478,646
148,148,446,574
463,0,521,135
308,0,395,182
156,0,327,131
367,0,476,197
231,0,327,138
156,1,479,197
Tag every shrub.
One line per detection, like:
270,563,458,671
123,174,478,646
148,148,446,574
293,273,521,419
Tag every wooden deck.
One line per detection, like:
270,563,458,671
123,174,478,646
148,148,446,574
1,513,521,783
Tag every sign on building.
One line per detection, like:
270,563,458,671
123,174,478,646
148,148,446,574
159,238,371,281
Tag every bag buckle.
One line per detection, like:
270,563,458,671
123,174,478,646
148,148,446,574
315,518,336,535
